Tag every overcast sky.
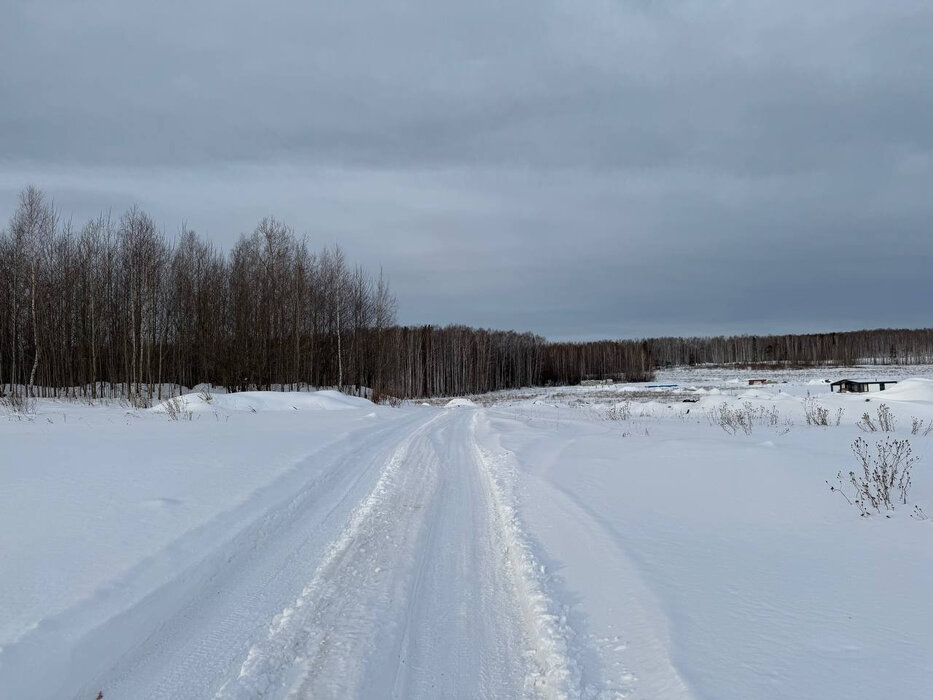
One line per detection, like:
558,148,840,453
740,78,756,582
2,0,931,340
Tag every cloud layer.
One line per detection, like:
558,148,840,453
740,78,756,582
2,0,931,339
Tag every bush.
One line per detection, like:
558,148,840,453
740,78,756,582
128,393,152,410
372,390,403,407
857,403,896,433
857,412,877,432
1,391,36,416
803,396,829,426
163,396,192,421
877,403,896,432
828,436,918,516
706,401,783,435
606,401,632,421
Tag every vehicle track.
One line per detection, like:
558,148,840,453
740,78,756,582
69,408,576,699
68,411,431,700
218,408,569,698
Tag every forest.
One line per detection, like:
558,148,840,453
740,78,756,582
646,329,933,368
2,186,931,401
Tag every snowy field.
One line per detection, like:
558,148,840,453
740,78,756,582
2,368,933,698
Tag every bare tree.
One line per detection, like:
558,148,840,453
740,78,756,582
6,185,933,404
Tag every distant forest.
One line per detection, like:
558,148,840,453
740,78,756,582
2,187,932,401
646,330,933,368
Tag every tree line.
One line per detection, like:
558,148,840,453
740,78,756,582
3,187,932,402
0,186,644,401
646,329,933,368
0,186,399,402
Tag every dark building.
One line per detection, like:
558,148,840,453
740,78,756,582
830,379,896,393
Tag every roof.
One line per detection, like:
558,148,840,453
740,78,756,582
830,379,898,386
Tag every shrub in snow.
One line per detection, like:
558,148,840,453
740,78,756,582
162,396,192,421
829,436,918,516
706,401,784,435
707,402,748,435
857,403,897,433
125,393,152,410
1,391,36,417
372,390,403,407
803,396,830,426
877,403,896,432
605,401,632,421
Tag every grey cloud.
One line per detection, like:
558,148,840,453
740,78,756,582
2,0,932,339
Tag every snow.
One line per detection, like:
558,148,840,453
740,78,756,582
151,389,373,414
476,374,933,698
487,411,933,698
0,395,415,697
2,374,933,698
869,377,933,402
444,397,478,408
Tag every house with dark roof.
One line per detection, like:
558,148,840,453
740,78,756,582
830,379,896,393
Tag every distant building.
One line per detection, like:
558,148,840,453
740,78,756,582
830,379,896,393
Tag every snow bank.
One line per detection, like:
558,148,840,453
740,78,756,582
475,446,585,697
445,398,477,408
151,390,373,414
873,378,933,402
486,393,933,699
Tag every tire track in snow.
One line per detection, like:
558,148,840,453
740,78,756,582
482,410,694,699
215,413,447,698
377,409,536,698
67,410,433,700
217,408,583,699
469,411,583,699
520,474,694,700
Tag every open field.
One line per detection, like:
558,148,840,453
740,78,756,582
2,367,932,698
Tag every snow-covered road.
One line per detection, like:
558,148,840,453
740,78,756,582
18,407,573,699
215,408,561,699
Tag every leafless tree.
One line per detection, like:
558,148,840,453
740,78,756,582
5,186,933,403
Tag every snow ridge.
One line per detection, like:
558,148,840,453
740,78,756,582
471,412,584,699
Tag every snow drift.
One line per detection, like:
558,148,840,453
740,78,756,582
871,377,933,402
151,390,373,414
